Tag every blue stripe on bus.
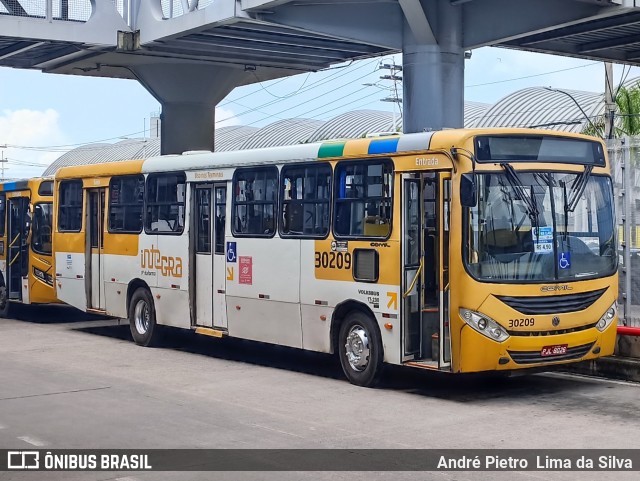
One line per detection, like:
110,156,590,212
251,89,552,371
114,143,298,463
367,138,399,155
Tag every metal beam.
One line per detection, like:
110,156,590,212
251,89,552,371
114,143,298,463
399,0,436,44
165,37,350,61
462,0,607,48
192,28,380,54
0,41,43,60
518,11,640,45
579,33,640,53
143,45,329,70
0,0,27,16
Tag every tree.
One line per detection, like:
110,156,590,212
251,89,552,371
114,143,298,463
583,81,640,138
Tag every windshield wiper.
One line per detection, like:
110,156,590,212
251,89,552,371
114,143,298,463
501,164,539,227
565,165,593,213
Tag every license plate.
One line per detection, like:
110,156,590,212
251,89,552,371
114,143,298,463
541,344,568,357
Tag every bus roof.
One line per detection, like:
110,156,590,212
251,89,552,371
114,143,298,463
54,128,605,179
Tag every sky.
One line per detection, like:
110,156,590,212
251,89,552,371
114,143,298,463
1,46,639,179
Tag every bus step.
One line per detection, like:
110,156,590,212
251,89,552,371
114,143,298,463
404,360,439,370
86,308,107,314
195,327,227,338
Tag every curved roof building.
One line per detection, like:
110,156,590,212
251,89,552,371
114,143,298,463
474,87,603,132
43,82,624,176
240,118,324,149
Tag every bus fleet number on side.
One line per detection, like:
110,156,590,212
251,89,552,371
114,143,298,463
315,251,352,270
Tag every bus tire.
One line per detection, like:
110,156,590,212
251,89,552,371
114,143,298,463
129,287,159,347
0,285,10,319
338,311,383,387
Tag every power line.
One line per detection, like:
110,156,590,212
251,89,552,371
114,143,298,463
465,62,600,88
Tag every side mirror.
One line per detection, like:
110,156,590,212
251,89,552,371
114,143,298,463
460,173,477,207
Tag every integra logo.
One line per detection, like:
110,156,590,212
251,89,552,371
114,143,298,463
540,285,573,292
141,245,183,277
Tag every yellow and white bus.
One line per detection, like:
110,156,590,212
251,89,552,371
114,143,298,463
0,178,57,317
53,129,618,386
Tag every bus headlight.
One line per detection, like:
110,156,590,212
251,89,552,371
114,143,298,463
460,308,509,343
33,267,54,286
596,302,617,332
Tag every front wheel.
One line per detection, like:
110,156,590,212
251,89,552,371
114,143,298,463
0,285,11,319
129,288,159,347
338,311,384,387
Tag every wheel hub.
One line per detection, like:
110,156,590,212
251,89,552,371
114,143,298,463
134,299,150,335
345,325,370,371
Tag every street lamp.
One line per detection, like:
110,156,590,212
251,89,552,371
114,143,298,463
544,87,599,134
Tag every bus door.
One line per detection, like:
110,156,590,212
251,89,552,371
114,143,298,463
401,172,451,366
87,188,106,310
193,183,227,329
7,197,29,301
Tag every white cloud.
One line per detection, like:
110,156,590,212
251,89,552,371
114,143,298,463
215,106,240,128
0,109,66,179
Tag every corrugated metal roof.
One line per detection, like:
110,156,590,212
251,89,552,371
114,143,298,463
464,101,492,128
240,118,324,149
42,139,161,176
308,109,400,142
215,126,259,151
475,87,603,132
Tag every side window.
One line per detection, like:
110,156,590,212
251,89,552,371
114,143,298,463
334,160,393,238
38,181,53,197
108,175,144,233
0,194,5,237
32,203,53,255
280,163,332,238
58,180,83,232
232,167,278,237
196,188,211,254
145,173,186,234
214,185,226,255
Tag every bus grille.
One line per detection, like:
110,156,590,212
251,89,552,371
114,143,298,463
496,288,606,315
507,323,597,336
508,343,594,365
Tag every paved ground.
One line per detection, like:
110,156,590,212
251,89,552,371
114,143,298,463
2,305,640,481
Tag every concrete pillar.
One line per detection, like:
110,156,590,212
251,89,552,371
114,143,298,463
131,63,251,155
402,2,464,133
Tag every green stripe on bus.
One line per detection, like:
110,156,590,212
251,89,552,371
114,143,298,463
318,142,346,159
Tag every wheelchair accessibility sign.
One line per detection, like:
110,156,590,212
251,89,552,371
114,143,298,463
559,252,571,270
226,242,237,263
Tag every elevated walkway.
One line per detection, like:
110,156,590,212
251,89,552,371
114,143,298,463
2,1,640,153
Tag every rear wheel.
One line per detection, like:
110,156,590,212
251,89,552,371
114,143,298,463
338,311,384,387
0,284,11,318
129,288,159,346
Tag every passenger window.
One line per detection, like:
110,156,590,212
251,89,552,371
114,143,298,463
108,175,144,233
232,167,278,237
334,160,393,238
145,173,186,234
196,188,211,254
58,180,83,232
280,163,332,238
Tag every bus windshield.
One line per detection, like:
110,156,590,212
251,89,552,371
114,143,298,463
465,172,616,282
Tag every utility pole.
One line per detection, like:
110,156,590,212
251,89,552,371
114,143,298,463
378,60,403,131
604,62,616,139
0,148,6,181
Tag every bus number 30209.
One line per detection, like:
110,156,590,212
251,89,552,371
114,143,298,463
314,251,352,270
